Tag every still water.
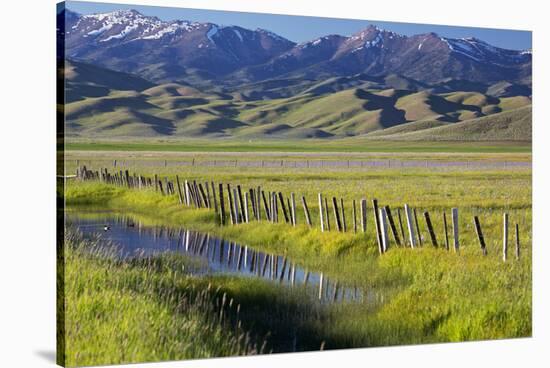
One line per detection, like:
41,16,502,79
67,210,366,304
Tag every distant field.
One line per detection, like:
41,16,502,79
65,139,532,154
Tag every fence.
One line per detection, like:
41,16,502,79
75,165,523,262
74,158,531,170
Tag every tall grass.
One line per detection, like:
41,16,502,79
62,231,263,367
61,165,532,363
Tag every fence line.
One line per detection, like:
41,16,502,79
72,158,531,170
74,165,523,261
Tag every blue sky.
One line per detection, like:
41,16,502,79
66,1,531,50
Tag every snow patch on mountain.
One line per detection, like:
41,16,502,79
101,24,139,42
206,25,219,43
233,29,243,42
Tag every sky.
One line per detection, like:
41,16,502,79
65,1,532,50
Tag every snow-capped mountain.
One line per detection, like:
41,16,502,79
62,9,295,82
60,9,531,88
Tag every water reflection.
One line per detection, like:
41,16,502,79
67,211,366,304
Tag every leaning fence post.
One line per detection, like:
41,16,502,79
249,188,257,220
473,216,487,256
413,208,422,246
290,193,297,226
352,200,357,233
397,208,405,241
340,198,347,232
256,186,262,221
332,197,342,232
515,223,520,260
237,185,246,220
503,213,509,262
451,208,459,252
176,176,184,204
302,196,312,227
278,192,290,223
324,197,331,231
443,212,450,251
218,183,226,225
244,192,250,223
372,199,383,252
424,211,438,247
318,193,325,232
227,184,235,225
360,199,367,233
233,188,240,224
385,205,401,246
211,181,218,214
404,204,416,248
184,180,190,206
379,208,389,254
261,191,270,221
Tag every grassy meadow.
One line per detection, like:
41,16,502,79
60,148,532,366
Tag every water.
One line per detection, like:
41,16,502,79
67,210,365,304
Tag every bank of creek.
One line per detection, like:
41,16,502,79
67,209,371,305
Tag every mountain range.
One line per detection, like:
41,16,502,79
58,8,532,140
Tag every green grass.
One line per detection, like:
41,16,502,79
62,231,262,367
65,138,532,153
61,161,532,364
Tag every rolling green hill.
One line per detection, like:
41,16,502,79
64,60,532,140
365,106,532,141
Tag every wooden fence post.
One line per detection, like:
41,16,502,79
404,204,416,248
372,199,383,252
237,185,245,221
324,197,331,231
302,196,312,227
249,189,257,220
515,223,520,260
332,197,342,232
385,206,401,246
204,182,211,208
198,183,208,208
360,199,367,233
256,186,262,221
424,212,438,247
379,208,389,253
176,176,184,204
443,212,450,251
261,191,270,221
340,198,347,232
287,198,292,224
184,180,190,206
318,193,325,232
291,193,297,226
227,184,235,225
413,208,422,246
233,188,240,224
218,183,226,225
352,200,357,233
473,216,487,256
244,192,250,223
211,181,218,214
278,192,290,223
451,208,459,252
503,213,509,262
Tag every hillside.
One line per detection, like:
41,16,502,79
63,60,532,140
365,106,532,141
